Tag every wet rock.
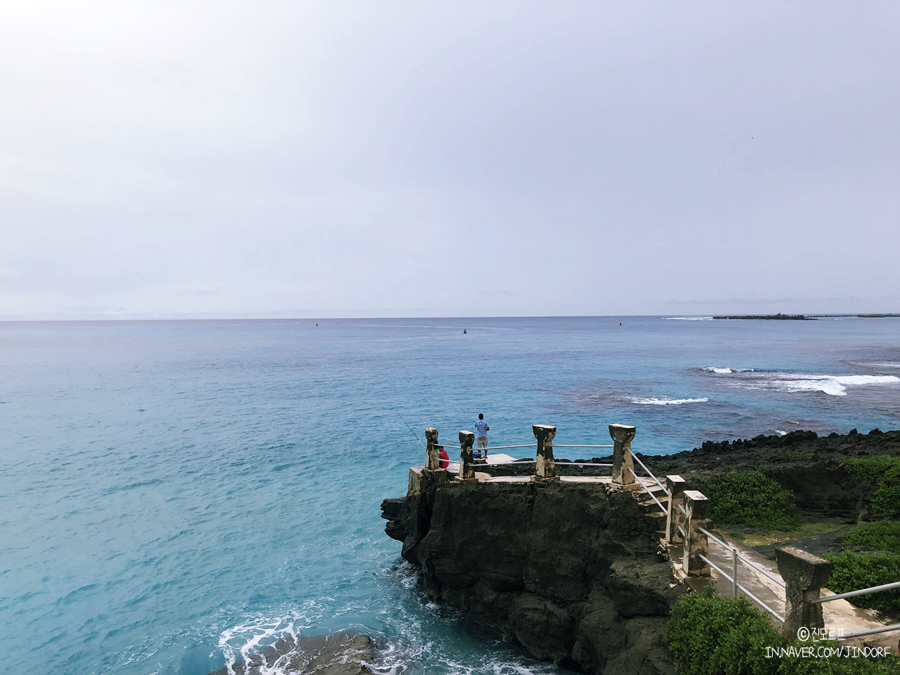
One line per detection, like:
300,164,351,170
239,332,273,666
210,631,374,675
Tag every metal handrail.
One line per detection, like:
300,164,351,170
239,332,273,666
812,580,900,604
555,444,615,448
699,554,785,623
628,450,669,496
835,623,900,640
626,467,667,516
698,526,786,589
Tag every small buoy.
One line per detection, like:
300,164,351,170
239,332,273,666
619,322,622,326
463,329,467,334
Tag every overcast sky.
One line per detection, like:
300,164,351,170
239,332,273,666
1,1,898,319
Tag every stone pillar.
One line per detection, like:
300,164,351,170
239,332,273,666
665,475,687,544
610,424,636,486
533,425,558,479
425,427,440,471
776,546,833,640
457,430,476,480
683,490,710,577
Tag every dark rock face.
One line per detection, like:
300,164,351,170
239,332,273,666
647,429,900,521
382,476,685,674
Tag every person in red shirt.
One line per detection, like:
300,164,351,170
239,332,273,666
437,444,450,469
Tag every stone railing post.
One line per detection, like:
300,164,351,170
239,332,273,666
533,425,558,479
457,430,476,480
683,490,710,577
776,546,833,640
666,475,687,544
425,427,440,471
610,424,636,486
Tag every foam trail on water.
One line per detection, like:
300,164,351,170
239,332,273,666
630,397,709,405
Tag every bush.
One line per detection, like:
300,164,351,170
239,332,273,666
842,520,900,554
706,471,802,531
667,585,899,674
824,551,900,613
666,585,898,674
871,466,900,517
843,456,900,482
666,584,781,675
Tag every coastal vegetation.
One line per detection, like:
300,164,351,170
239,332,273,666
843,456,900,517
706,470,802,531
667,585,897,674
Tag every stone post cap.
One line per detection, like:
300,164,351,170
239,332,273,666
666,475,687,492
459,430,475,446
684,490,710,518
609,424,636,443
532,425,557,440
776,546,833,589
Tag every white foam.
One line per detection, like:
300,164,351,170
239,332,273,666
703,367,733,374
630,397,709,405
738,373,900,397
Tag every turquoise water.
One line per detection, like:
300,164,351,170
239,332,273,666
2,316,899,673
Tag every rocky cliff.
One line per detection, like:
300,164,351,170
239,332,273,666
381,473,685,674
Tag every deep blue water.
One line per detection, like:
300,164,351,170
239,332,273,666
2,316,899,674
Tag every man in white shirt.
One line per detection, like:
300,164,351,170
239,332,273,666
474,413,490,458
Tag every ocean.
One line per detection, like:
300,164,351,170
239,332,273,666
2,316,899,674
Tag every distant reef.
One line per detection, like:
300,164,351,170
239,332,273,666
713,313,900,320
713,313,812,320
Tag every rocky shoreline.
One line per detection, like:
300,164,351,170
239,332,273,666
380,428,900,674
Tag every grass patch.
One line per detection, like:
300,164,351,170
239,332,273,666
706,471,802,531
786,451,813,461
723,522,845,547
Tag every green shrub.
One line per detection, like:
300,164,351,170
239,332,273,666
842,520,900,554
666,584,781,674
666,585,898,674
787,452,814,461
843,456,900,482
706,471,802,531
824,551,900,613
872,466,900,517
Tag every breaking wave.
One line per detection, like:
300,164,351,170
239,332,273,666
701,368,900,397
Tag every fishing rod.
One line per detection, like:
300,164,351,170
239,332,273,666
396,411,425,448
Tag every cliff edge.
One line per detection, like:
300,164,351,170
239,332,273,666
381,474,685,674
